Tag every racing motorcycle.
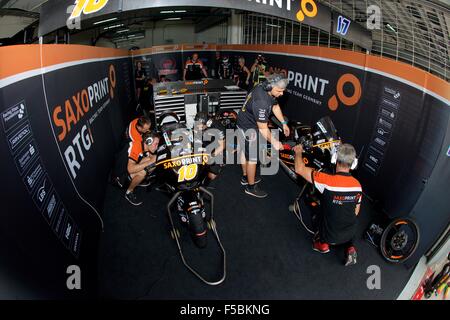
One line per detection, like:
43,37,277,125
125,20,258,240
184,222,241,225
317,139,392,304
153,112,226,285
273,116,419,263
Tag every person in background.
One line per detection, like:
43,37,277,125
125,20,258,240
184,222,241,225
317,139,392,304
251,54,268,87
218,55,234,80
293,143,362,266
135,61,146,100
125,132,160,206
234,57,251,90
213,51,222,79
183,53,208,81
139,78,157,120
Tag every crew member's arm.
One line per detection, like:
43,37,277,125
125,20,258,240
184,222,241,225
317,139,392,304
127,156,153,175
183,62,188,81
272,104,290,137
257,122,282,150
201,62,208,78
355,204,361,216
250,61,258,73
244,66,251,84
293,145,314,183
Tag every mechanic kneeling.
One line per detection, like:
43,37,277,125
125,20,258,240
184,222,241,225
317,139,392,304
125,132,160,206
293,143,362,266
193,112,226,185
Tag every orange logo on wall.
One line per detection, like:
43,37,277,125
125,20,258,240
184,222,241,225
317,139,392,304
296,0,318,22
327,73,362,111
69,0,110,20
109,64,116,99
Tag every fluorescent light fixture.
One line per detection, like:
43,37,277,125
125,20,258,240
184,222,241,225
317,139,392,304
93,17,118,25
164,17,182,21
266,23,281,28
386,23,397,33
174,10,187,13
160,10,174,14
127,34,144,38
103,24,124,30
116,29,130,33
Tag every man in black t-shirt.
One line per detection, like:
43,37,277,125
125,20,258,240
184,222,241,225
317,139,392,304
236,74,290,198
135,61,146,100
218,55,234,80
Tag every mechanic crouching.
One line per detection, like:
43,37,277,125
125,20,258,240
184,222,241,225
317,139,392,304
193,112,226,186
293,143,362,266
125,132,160,206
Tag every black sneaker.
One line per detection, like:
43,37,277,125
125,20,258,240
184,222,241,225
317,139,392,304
125,191,143,206
245,184,268,198
240,176,261,186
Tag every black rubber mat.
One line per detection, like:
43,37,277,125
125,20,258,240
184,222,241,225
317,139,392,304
98,165,413,299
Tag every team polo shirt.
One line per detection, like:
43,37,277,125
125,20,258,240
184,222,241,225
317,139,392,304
312,171,363,244
128,118,142,143
185,59,204,80
128,139,145,163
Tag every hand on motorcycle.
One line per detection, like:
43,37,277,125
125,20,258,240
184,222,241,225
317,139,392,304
283,124,290,137
272,140,284,151
293,144,304,154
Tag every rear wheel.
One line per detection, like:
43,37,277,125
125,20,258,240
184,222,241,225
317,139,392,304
189,212,207,248
380,218,420,263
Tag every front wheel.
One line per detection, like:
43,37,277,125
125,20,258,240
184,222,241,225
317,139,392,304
188,212,207,248
380,218,420,263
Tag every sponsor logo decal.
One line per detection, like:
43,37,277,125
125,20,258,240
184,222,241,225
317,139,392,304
69,0,110,20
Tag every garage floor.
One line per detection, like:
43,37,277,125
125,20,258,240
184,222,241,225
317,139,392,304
98,165,413,299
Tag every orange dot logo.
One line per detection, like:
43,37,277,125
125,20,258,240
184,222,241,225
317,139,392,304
109,64,116,99
296,0,318,22
328,73,362,111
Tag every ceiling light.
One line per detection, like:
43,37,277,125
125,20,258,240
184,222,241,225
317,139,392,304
93,17,118,25
164,17,182,21
161,10,174,14
116,29,130,33
104,24,124,30
174,10,187,13
386,23,397,33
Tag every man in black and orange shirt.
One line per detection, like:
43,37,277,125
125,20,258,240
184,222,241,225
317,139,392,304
293,143,362,266
125,132,159,206
183,53,208,81
127,116,151,143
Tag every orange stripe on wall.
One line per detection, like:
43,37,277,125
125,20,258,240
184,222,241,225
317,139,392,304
0,45,41,80
1,44,449,103
0,44,128,81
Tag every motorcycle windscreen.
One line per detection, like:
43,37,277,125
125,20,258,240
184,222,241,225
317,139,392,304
313,116,340,143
